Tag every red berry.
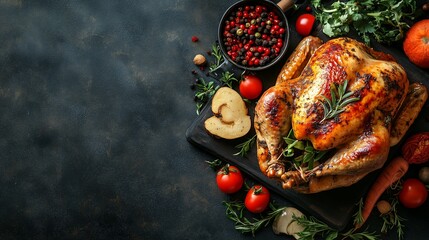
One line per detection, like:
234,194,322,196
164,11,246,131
254,59,260,66
191,36,199,42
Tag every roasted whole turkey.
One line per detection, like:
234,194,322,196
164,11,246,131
254,36,428,193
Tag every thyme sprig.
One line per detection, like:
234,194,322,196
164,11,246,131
294,215,379,240
282,129,328,170
320,80,360,122
194,77,219,115
219,71,238,88
224,201,286,236
380,198,406,240
209,43,224,72
234,134,256,157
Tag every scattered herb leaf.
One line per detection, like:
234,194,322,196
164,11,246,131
380,198,406,240
194,77,219,115
220,71,238,88
353,198,365,226
224,201,286,236
294,214,379,240
205,159,224,170
311,0,416,45
234,135,256,157
209,43,224,72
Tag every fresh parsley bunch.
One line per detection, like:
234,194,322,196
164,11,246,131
311,0,416,45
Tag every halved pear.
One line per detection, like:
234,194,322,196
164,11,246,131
204,87,251,139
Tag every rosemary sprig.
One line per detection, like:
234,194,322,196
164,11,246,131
320,79,360,122
194,77,219,115
219,71,238,88
224,201,287,236
234,135,256,157
282,129,328,169
353,198,365,226
209,43,224,72
293,215,379,240
293,215,338,240
380,198,406,240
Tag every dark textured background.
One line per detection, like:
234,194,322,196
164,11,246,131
0,0,428,239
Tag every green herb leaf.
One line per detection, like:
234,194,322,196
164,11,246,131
219,71,238,88
319,80,359,122
223,201,287,236
209,43,224,72
194,77,219,115
282,129,329,170
205,159,223,170
311,0,416,45
353,198,365,226
294,214,379,240
234,135,256,157
380,198,406,240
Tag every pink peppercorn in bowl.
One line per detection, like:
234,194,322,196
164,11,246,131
218,0,292,71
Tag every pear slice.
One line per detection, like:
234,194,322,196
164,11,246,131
204,87,251,139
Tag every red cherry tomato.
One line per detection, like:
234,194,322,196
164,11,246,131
295,13,315,36
216,164,244,194
399,178,428,208
244,185,270,213
239,75,263,100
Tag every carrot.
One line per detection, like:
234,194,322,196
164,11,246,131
355,156,409,229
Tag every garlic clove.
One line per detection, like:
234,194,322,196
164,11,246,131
272,207,305,237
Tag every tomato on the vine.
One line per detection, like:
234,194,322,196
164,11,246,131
295,13,315,36
399,178,428,208
239,74,263,100
245,185,270,213
216,164,244,194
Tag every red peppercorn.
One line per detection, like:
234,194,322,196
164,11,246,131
191,36,199,42
264,49,270,56
254,59,260,66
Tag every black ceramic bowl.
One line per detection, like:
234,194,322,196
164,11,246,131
218,0,292,71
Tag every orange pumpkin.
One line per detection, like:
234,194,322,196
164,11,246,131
403,19,429,68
